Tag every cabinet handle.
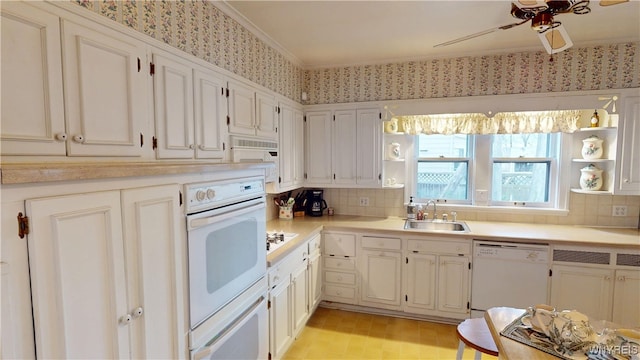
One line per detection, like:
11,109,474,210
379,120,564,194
604,276,611,281
119,313,132,325
55,133,67,141
624,178,630,183
618,275,626,281
189,144,195,149
132,307,144,318
198,144,206,150
72,134,85,143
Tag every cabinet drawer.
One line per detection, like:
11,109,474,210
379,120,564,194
324,285,356,300
361,236,401,250
324,257,355,270
324,233,356,257
324,271,356,285
408,239,470,255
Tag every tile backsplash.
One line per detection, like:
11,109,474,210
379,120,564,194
270,188,640,228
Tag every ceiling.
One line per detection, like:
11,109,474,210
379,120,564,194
221,0,640,69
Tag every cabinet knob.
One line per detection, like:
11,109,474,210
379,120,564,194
189,144,195,149
119,314,132,325
618,275,626,281
604,276,611,281
132,307,144,318
72,134,85,143
624,178,630,183
55,133,67,141
199,144,206,150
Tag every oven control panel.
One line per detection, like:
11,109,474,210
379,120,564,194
185,176,265,213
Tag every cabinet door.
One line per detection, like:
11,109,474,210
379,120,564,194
256,91,278,139
438,255,470,314
406,253,437,311
550,265,613,321
617,96,640,194
293,109,306,187
612,269,640,327
121,185,185,359
305,111,333,185
269,280,292,360
152,52,195,159
26,191,129,359
227,80,256,136
62,20,146,157
356,108,381,186
1,2,66,155
278,103,296,189
333,110,357,185
360,249,402,308
194,68,227,159
309,252,323,311
291,263,309,336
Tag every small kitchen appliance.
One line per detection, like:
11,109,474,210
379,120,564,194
305,190,327,217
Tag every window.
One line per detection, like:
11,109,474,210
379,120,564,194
412,132,562,208
415,134,471,203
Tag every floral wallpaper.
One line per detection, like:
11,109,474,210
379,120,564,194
303,43,639,104
73,1,638,107
72,0,303,102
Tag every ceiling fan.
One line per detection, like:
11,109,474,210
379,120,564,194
434,0,629,54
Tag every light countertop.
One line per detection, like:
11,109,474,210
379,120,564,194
266,215,640,266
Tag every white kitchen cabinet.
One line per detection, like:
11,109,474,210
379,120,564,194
616,96,640,194
404,238,471,319
25,185,185,359
270,99,304,192
405,253,437,311
322,232,358,304
0,1,66,156
61,19,147,157
333,110,358,185
359,236,402,310
305,110,334,185
227,80,278,140
550,264,613,321
438,255,471,314
612,269,640,327
308,234,323,312
291,261,309,337
256,90,279,139
268,278,292,360
152,49,227,160
356,108,382,186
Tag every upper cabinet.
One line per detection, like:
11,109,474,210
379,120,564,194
305,106,381,188
616,96,640,195
61,19,147,157
1,2,66,156
151,49,227,160
228,80,278,140
270,99,304,193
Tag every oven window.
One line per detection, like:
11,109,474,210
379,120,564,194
205,217,258,293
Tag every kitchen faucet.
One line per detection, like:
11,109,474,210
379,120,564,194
425,199,437,220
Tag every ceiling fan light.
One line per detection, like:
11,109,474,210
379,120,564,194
538,23,573,54
531,12,553,31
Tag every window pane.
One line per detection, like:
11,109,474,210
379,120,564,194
491,134,551,158
492,162,550,202
417,161,468,200
418,134,469,158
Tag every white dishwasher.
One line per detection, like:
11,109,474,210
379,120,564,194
471,240,550,318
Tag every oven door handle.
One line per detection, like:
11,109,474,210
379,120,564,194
192,295,266,360
189,201,265,230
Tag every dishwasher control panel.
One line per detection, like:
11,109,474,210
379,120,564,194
473,241,549,262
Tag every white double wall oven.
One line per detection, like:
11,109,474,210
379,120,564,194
184,176,268,360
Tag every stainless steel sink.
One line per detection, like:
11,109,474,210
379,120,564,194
403,220,470,232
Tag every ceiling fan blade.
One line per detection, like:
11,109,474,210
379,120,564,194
434,20,528,48
600,0,629,6
537,22,573,54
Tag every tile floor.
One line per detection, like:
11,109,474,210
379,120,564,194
282,307,497,360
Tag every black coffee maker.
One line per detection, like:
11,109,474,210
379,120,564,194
305,190,327,217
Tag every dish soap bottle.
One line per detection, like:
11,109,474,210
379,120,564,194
406,196,416,220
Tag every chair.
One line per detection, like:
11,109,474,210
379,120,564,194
456,318,499,360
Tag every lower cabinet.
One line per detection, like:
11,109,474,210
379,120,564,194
323,232,358,304
268,240,310,360
25,185,185,359
404,238,471,319
308,234,323,312
359,236,402,310
550,246,640,327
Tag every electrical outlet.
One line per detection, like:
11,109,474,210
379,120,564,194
612,205,628,217
359,197,369,206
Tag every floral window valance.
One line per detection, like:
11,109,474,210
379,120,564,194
396,110,581,135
